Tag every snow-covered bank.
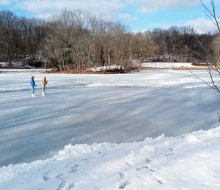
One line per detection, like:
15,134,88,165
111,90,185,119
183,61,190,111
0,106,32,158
142,62,206,69
0,68,46,73
1,126,220,190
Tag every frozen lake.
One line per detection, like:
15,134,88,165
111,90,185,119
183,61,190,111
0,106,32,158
0,70,220,166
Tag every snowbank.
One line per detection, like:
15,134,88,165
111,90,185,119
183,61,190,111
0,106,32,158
1,126,220,190
88,65,125,72
0,68,46,73
142,62,205,69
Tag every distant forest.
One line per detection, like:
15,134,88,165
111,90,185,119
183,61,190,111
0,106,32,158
0,10,218,71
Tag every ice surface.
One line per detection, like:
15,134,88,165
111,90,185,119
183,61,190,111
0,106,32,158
0,70,220,167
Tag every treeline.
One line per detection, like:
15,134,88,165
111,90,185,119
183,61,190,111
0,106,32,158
0,11,46,66
43,10,155,70
144,26,214,63
0,10,154,70
0,10,216,70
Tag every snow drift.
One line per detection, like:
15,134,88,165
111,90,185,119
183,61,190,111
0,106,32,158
1,126,220,190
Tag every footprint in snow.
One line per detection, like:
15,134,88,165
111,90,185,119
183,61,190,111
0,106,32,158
98,151,106,157
56,181,66,190
68,164,79,173
165,148,174,156
66,183,75,190
119,181,130,189
147,166,156,172
42,172,50,181
119,173,125,179
136,165,148,171
165,153,174,156
145,158,151,163
136,165,156,172
125,162,132,166
56,174,64,179
153,175,165,185
155,178,164,184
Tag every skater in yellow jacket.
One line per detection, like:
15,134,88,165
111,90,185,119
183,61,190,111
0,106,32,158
42,76,48,95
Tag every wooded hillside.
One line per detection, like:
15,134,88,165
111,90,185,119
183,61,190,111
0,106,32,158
0,10,216,71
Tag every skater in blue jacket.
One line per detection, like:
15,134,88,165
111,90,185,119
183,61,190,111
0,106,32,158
30,76,37,96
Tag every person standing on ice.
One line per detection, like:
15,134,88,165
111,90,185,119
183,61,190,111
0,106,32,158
42,76,48,95
30,76,37,96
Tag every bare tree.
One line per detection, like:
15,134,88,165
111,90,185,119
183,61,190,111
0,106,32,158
42,10,155,72
197,0,220,93
201,0,220,31
211,34,220,64
0,11,18,64
0,9,156,71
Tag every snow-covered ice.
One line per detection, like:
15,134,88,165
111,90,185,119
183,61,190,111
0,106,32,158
1,69,220,189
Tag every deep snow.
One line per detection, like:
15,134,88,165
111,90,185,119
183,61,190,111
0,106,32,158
1,127,220,190
1,69,220,189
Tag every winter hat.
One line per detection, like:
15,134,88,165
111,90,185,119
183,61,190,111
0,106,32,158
31,76,34,79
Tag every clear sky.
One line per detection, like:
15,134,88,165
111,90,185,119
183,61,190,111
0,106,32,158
0,0,220,33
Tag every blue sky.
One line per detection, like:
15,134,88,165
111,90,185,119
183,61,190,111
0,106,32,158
0,0,220,33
